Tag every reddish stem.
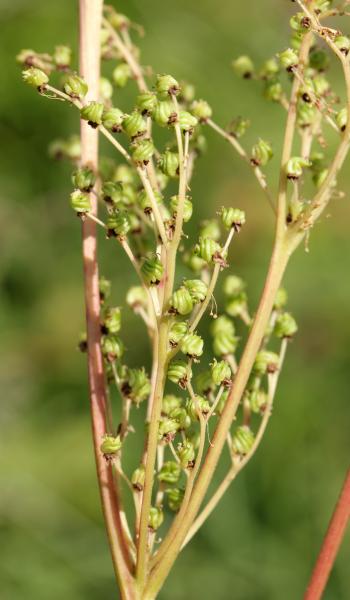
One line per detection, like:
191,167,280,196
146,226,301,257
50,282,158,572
304,468,350,600
79,0,134,590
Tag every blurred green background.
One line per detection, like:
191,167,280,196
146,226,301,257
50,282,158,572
1,1,350,598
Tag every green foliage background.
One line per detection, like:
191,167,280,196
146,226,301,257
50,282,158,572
1,1,349,598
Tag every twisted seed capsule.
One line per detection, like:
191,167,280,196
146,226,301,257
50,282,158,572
141,257,164,285
158,461,181,484
170,287,194,316
183,279,208,303
64,74,87,98
22,67,49,88
180,333,204,358
132,139,155,166
231,426,255,456
80,102,104,127
100,434,122,456
123,111,147,138
167,360,192,388
70,190,91,214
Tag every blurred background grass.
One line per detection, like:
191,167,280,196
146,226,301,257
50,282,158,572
1,0,350,598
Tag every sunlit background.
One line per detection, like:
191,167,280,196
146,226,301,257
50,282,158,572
1,1,350,598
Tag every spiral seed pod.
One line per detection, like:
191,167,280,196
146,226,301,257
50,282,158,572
99,276,111,303
186,395,210,420
285,156,311,179
102,107,124,132
107,211,131,238
336,108,348,132
102,181,123,205
138,189,163,213
199,219,221,241
335,35,350,55
254,350,279,375
213,330,238,357
158,461,181,484
168,321,188,347
274,287,288,310
289,12,311,33
178,440,195,468
183,248,207,273
132,139,155,166
126,285,148,310
251,138,273,166
131,466,145,491
297,103,317,128
210,315,235,337
167,488,184,512
274,312,298,338
162,394,183,415
220,207,246,231
101,335,124,362
141,257,164,285
22,67,49,88
259,57,280,79
180,333,204,358
191,99,212,123
105,8,130,30
128,368,151,405
211,359,232,386
103,307,121,335
153,100,175,127
170,288,194,316
278,48,299,70
158,417,179,442
246,389,268,414
53,45,72,69
232,55,254,78
80,102,104,127
223,275,246,298
156,74,180,98
63,75,88,99
183,279,208,304
158,150,179,178
123,111,147,138
167,360,192,388
309,48,330,71
136,91,157,115
229,116,251,138
112,62,132,87
225,292,248,318
70,190,91,214
195,370,215,395
263,79,283,102
231,426,255,456
149,507,164,531
100,434,122,457
196,237,221,264
313,74,330,97
178,111,198,133
170,406,191,430
170,195,193,222
71,167,95,192
313,169,329,189
99,77,113,102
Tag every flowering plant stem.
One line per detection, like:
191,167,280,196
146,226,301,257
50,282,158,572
79,1,135,597
20,1,350,598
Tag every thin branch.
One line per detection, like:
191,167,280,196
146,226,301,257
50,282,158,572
304,468,350,600
207,119,276,214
